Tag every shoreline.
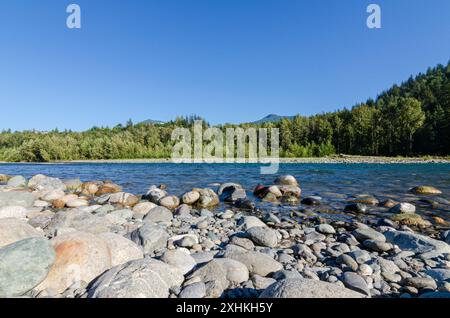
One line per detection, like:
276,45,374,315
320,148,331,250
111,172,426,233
1,155,450,164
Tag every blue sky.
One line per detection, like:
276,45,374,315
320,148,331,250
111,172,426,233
1,0,449,131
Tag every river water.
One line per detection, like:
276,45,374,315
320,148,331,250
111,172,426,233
1,163,449,225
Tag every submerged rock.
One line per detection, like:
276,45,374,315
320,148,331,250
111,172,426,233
410,186,442,195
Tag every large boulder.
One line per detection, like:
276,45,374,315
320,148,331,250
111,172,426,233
36,231,112,294
385,230,450,258
0,191,35,208
130,223,169,254
87,258,184,298
222,244,282,276
132,202,158,217
260,279,365,298
0,218,43,248
98,233,143,267
0,237,55,297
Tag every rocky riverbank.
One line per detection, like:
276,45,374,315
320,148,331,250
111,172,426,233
0,172,449,298
2,155,450,164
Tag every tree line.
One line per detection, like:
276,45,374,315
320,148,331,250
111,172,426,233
0,62,449,162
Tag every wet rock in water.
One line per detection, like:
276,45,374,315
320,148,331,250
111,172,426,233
410,186,442,195
132,202,158,217
274,175,299,186
95,183,122,196
159,195,180,209
0,192,35,208
253,184,269,198
384,230,450,258
36,231,112,294
379,199,399,208
362,239,393,252
222,244,283,276
182,191,200,205
301,197,321,206
161,249,196,275
195,188,220,208
262,193,279,203
98,233,143,267
7,176,27,188
238,216,267,230
316,224,336,235
87,258,184,298
279,185,302,198
0,237,55,297
344,203,367,214
233,198,255,211
0,218,43,248
267,186,283,198
352,228,386,242
130,223,169,254
144,187,168,203
390,203,416,214
179,282,206,298
0,206,27,219
342,272,370,296
246,226,278,248
259,278,365,298
218,183,246,202
403,277,437,290
143,206,173,223
350,195,379,206
391,214,431,227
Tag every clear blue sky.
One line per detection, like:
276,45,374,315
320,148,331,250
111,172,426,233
1,0,449,131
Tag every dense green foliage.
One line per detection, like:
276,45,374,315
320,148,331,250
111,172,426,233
1,62,449,162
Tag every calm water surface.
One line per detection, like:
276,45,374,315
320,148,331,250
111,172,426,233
1,163,449,223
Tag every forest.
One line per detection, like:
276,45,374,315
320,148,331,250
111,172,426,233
0,62,449,162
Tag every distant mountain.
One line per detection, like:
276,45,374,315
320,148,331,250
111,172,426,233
140,119,165,125
251,114,295,124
